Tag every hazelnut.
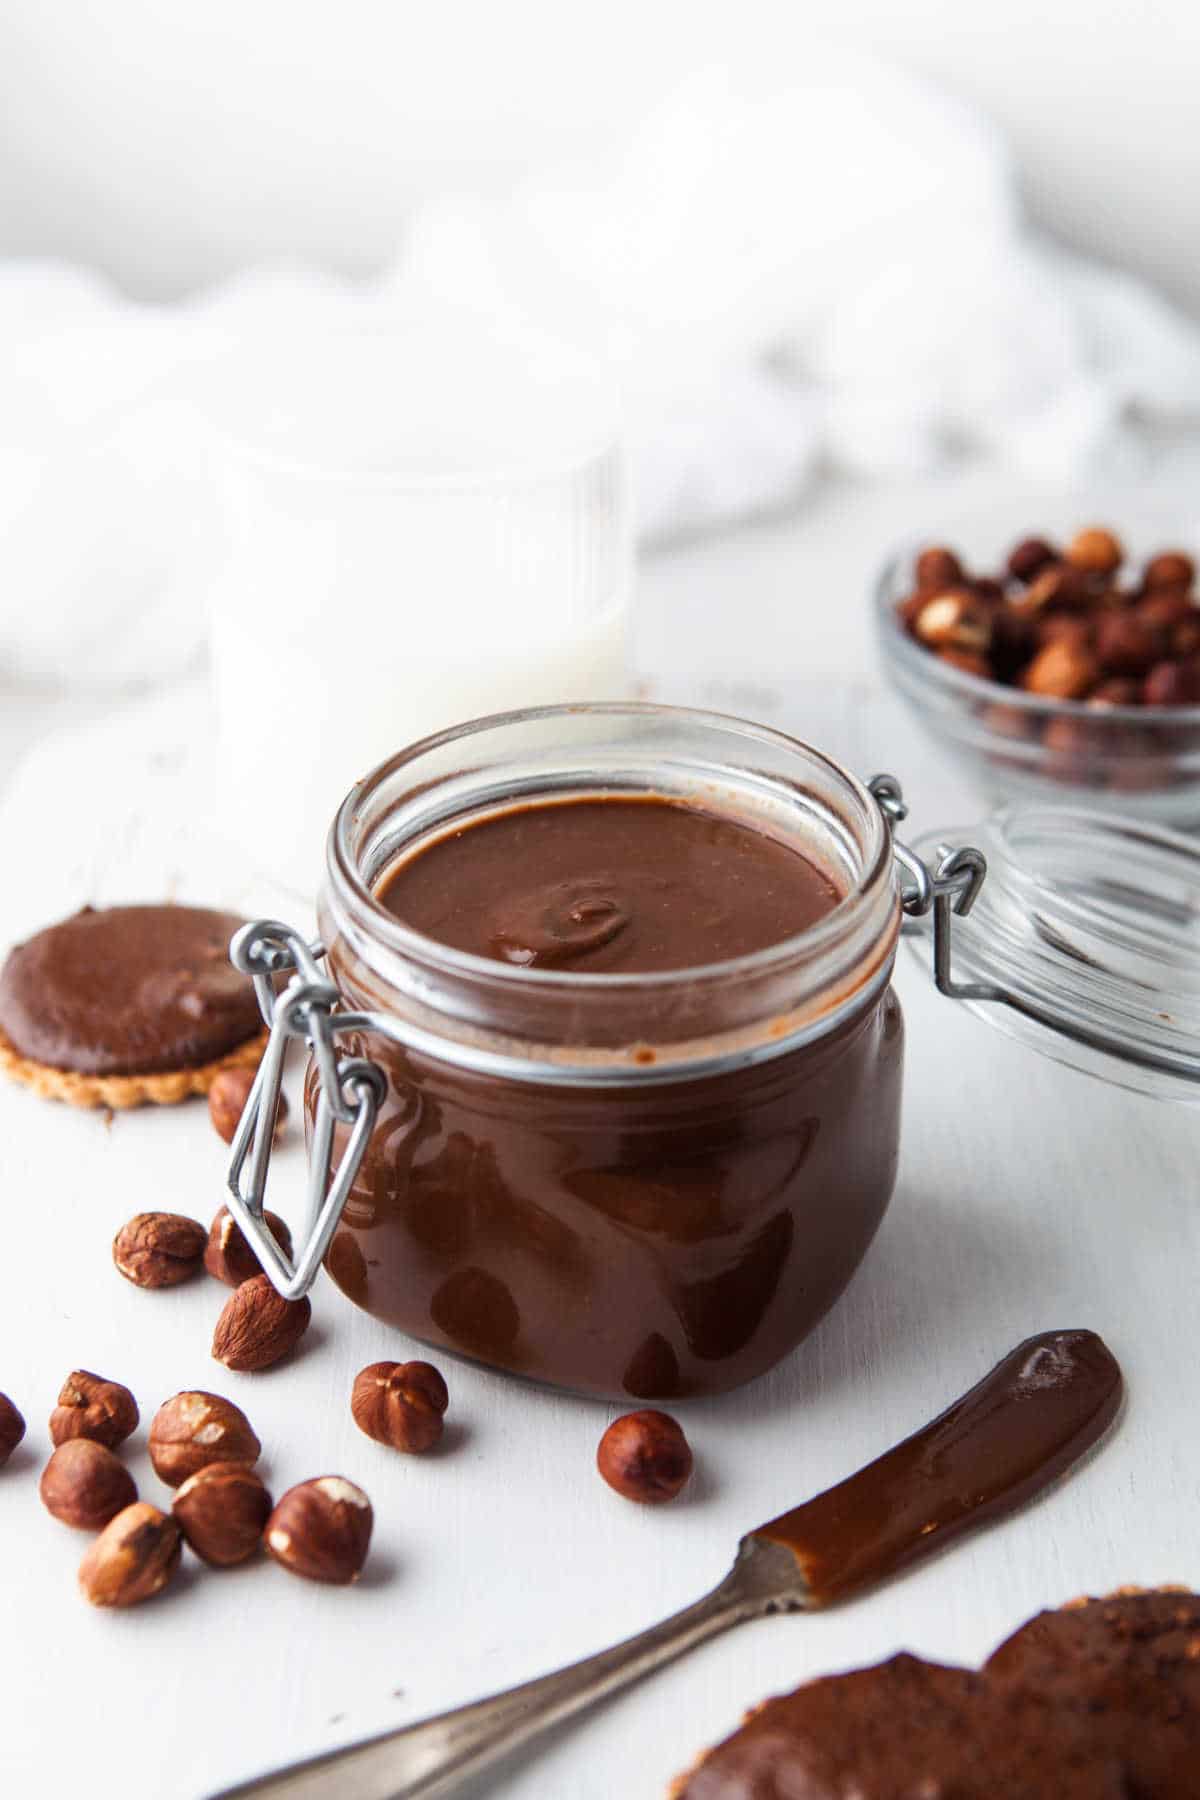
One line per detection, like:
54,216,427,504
1021,639,1100,701
1066,526,1123,576
1006,537,1057,584
972,576,1006,605
212,1273,312,1372
113,1211,207,1289
914,545,964,592
0,1392,26,1466
1033,613,1094,651
78,1503,181,1608
1014,564,1087,615
49,1371,139,1450
351,1360,449,1453
204,1206,294,1288
148,1390,261,1486
39,1439,137,1530
596,1410,693,1505
1143,659,1200,707
1172,613,1200,660
265,1476,373,1585
208,1067,288,1147
172,1462,272,1566
1143,550,1194,593
1088,677,1142,709
1094,611,1165,676
914,591,992,653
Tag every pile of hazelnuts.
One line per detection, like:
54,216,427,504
0,1065,694,1611
897,529,1200,709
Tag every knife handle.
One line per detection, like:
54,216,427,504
756,1327,1122,1606
208,1552,785,1800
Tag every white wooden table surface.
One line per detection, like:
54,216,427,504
1,474,1197,1800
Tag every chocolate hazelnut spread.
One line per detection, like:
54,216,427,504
0,905,259,1075
755,1328,1122,1603
376,797,843,972
321,791,902,1398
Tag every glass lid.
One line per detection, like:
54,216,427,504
904,803,1200,1105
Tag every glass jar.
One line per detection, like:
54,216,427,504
225,707,1200,1399
309,705,904,1399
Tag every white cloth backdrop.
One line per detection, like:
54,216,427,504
4,49,1200,689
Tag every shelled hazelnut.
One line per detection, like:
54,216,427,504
351,1361,449,1453
113,1211,207,1289
49,1371,139,1450
204,1205,294,1288
40,1439,137,1530
265,1477,373,1585
211,1274,311,1372
596,1410,693,1506
0,1392,26,1465
208,1067,288,1146
172,1463,272,1566
78,1503,182,1608
148,1391,261,1487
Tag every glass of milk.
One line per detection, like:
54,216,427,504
204,322,631,898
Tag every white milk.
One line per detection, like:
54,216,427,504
204,326,631,897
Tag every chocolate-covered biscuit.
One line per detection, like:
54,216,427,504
672,1588,1200,1799
673,1652,1126,1799
0,904,265,1108
986,1586,1200,1799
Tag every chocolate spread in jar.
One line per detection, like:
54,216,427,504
322,794,903,1400
376,796,843,972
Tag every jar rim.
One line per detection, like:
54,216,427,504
327,701,895,995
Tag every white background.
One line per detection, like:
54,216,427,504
2,0,1199,311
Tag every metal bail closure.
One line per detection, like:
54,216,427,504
868,774,1001,1006
224,920,387,1302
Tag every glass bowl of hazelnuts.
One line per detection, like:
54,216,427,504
876,526,1200,825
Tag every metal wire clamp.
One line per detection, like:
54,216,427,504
867,773,1002,1005
224,920,386,1302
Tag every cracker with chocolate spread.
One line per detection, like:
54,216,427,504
672,1586,1200,1799
0,905,266,1109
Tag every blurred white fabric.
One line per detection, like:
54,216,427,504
5,50,1200,689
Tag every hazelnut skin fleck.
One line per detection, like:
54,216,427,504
212,1273,311,1372
113,1211,207,1289
39,1439,137,1531
351,1361,449,1454
204,1205,294,1288
148,1390,261,1487
49,1371,139,1450
208,1067,288,1146
265,1477,373,1585
78,1503,182,1608
0,1392,26,1465
596,1410,693,1506
172,1462,272,1566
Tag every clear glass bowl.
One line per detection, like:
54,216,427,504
874,541,1200,829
